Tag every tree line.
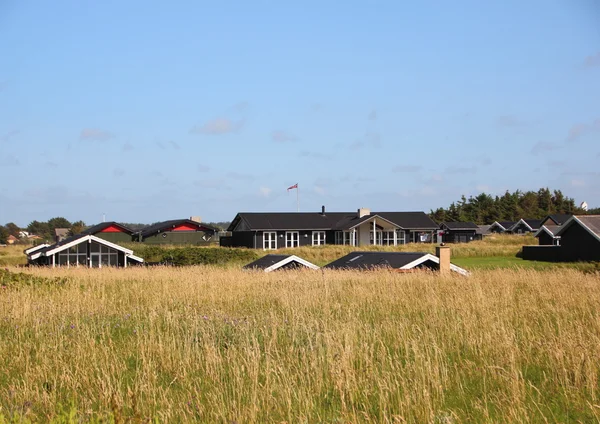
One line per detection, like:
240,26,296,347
429,188,593,225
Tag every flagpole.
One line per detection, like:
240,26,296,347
297,184,299,212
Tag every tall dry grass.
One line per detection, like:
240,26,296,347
1,266,599,422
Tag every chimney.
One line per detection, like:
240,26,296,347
321,205,326,215
436,245,450,274
190,216,202,223
357,208,371,218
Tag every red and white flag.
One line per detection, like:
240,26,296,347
287,183,298,191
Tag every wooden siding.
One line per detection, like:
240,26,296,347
142,231,215,245
537,232,555,246
559,223,600,261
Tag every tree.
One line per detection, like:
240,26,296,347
4,222,20,238
69,221,86,236
0,225,8,244
47,217,71,232
27,220,51,240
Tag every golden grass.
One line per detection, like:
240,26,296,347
1,265,599,422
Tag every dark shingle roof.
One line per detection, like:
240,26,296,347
495,221,516,231
139,219,219,237
228,211,438,232
522,219,542,230
543,214,572,226
82,222,134,235
323,251,431,270
574,215,600,238
243,254,319,271
441,222,479,230
37,233,89,255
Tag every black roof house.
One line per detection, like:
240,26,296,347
489,221,517,233
26,234,143,268
138,219,219,244
323,251,469,275
439,221,481,243
511,219,542,234
243,254,319,272
541,214,572,226
225,207,439,249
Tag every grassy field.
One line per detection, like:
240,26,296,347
1,266,600,422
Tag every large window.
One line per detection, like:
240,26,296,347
397,230,405,245
312,231,326,246
369,230,383,245
382,231,396,245
263,232,277,250
286,231,299,248
57,243,88,267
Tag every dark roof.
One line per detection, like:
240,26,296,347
536,225,561,237
522,219,542,230
491,221,516,231
542,214,572,226
554,215,600,242
37,233,88,255
228,211,438,232
441,222,479,230
82,221,135,235
323,251,430,270
243,254,319,271
139,219,219,238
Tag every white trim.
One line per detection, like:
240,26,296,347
127,254,144,263
554,216,600,243
285,231,300,248
399,253,470,276
346,214,399,230
263,231,277,250
263,255,319,272
534,225,559,238
311,231,326,246
513,219,533,232
24,244,50,255
44,235,133,256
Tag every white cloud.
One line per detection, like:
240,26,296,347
571,179,585,187
79,128,114,142
271,130,297,143
190,118,243,135
259,186,272,197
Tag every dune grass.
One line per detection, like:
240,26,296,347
1,266,600,422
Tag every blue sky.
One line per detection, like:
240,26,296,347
1,1,599,226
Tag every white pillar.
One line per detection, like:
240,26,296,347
393,229,397,246
373,219,376,245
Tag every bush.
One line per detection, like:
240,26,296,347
0,269,68,289
160,247,258,266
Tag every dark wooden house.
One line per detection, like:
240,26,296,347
488,221,517,233
439,222,480,243
541,214,572,227
26,234,143,267
81,222,135,243
522,215,600,262
138,219,218,244
511,219,542,234
224,207,438,250
534,225,561,246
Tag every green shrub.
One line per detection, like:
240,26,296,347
160,247,258,266
0,269,68,289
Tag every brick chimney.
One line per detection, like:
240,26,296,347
357,208,371,218
436,246,450,274
190,216,202,223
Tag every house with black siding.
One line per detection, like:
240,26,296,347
81,222,136,243
439,222,480,243
522,215,600,262
224,207,438,250
511,218,542,234
137,218,219,244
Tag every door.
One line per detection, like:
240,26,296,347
286,231,299,248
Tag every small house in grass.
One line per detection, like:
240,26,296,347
23,243,51,256
439,222,480,243
522,215,600,262
541,214,572,227
6,235,18,245
511,219,542,234
534,225,561,246
243,254,319,272
323,248,469,276
137,218,219,244
81,222,136,243
27,234,143,268
488,221,517,233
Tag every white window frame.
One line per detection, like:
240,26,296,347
382,230,395,246
369,230,383,245
396,230,405,245
263,232,277,250
312,231,326,246
285,231,299,248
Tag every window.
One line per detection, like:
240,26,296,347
369,230,382,245
286,231,299,248
396,230,405,245
382,231,395,245
263,232,277,250
312,231,326,246
335,231,343,245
